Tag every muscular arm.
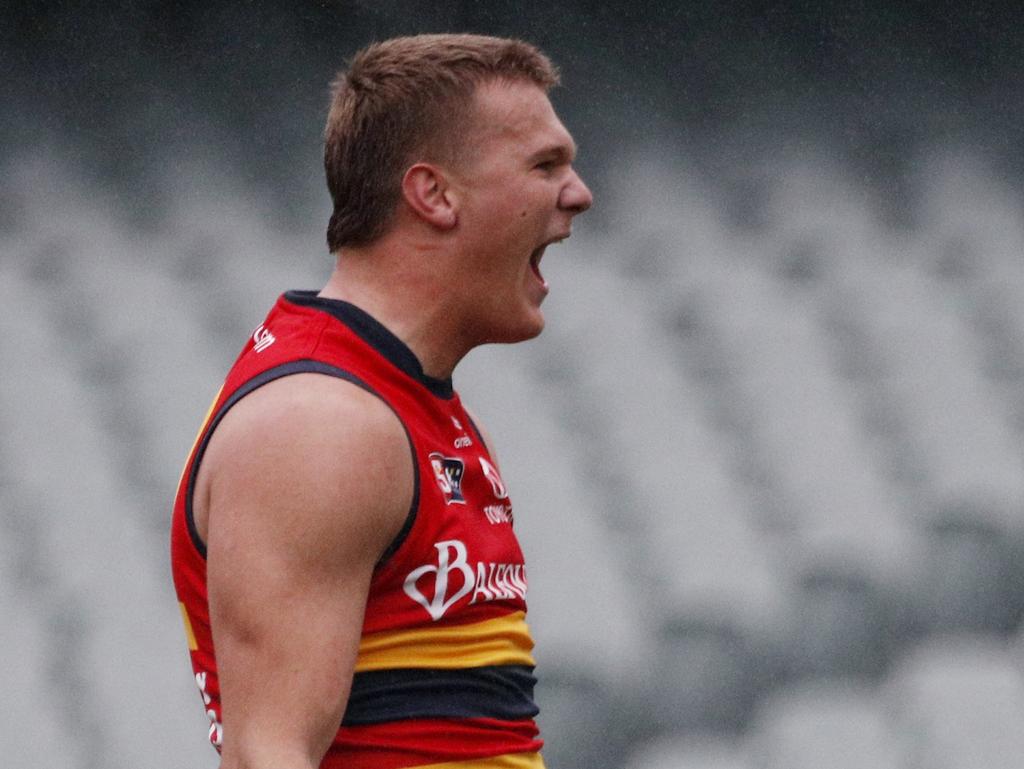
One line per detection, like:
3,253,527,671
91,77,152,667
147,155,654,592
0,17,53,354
195,373,413,769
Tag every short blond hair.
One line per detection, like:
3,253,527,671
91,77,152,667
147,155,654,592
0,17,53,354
324,34,559,252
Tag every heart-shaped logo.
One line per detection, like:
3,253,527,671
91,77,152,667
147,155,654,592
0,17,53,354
403,539,475,620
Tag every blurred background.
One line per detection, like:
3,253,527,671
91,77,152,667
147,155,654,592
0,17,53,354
3,2,1024,768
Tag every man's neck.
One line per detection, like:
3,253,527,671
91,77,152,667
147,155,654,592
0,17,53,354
318,242,473,381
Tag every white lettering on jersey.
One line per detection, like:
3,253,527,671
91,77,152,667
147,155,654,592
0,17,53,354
404,539,527,620
471,561,528,604
483,504,514,524
195,671,223,747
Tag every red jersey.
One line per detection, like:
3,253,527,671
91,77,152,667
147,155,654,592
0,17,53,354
171,291,545,769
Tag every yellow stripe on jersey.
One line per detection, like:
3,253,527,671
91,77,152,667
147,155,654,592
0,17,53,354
355,611,536,672
179,602,198,651
417,751,545,769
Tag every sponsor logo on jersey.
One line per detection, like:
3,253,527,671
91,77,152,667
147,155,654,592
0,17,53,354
478,457,509,499
252,324,276,353
451,414,473,448
483,503,514,525
403,539,528,620
429,452,466,504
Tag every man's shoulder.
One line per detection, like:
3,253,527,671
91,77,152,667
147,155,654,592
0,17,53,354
198,371,413,553
213,371,409,475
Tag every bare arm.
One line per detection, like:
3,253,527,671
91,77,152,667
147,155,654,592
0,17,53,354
196,373,412,769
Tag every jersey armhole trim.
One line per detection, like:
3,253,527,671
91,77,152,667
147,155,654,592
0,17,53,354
184,359,420,568
463,411,489,455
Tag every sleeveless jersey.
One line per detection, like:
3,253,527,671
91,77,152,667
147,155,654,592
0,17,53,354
171,291,545,769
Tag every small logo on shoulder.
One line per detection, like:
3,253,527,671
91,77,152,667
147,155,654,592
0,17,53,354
429,452,466,505
252,324,276,353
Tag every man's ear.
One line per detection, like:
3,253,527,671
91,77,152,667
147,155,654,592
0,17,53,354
401,163,457,230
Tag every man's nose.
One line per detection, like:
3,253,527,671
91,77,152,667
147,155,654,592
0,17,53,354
559,168,593,214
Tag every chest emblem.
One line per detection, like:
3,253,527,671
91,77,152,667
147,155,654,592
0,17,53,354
429,452,466,504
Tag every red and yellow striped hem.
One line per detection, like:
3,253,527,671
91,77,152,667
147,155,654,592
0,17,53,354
355,611,536,672
417,751,544,769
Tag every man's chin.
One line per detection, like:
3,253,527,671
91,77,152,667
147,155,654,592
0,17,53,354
486,309,546,345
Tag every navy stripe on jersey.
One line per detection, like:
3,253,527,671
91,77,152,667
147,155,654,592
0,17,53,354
341,665,539,726
284,291,455,399
184,359,419,565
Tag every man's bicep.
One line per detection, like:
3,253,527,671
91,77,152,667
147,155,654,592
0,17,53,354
207,415,410,765
208,527,375,768
203,375,413,768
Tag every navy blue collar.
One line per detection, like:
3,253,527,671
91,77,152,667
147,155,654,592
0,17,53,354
283,290,454,399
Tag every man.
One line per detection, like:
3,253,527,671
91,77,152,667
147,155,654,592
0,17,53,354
171,33,591,769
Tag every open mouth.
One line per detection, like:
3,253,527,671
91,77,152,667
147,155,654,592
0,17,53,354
529,233,570,288
529,245,547,286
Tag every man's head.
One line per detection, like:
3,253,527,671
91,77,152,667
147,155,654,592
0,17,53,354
434,77,592,343
324,34,560,252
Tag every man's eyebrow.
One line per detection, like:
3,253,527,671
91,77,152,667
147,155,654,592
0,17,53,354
529,141,577,164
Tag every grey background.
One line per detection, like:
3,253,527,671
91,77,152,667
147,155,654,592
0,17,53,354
3,3,1024,768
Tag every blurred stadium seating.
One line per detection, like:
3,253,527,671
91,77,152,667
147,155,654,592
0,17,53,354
2,145,1024,768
